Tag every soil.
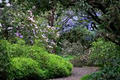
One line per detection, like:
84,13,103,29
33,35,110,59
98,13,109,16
49,67,99,80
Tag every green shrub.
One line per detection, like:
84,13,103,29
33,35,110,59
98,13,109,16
46,54,73,78
9,44,29,57
9,43,48,58
0,40,73,79
60,40,84,55
7,43,48,61
0,40,11,79
70,54,90,67
9,57,46,80
27,52,73,78
89,38,120,66
88,39,120,80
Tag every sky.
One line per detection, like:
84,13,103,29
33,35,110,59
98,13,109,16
0,0,9,3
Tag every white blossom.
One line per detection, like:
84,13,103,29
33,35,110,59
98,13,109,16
46,25,51,28
43,29,47,32
34,24,38,29
8,27,13,30
41,35,47,38
28,17,35,23
56,32,60,37
40,29,42,32
45,38,49,42
48,45,53,48
51,41,56,45
51,27,56,30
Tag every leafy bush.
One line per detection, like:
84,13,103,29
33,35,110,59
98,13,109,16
9,40,73,78
0,40,73,79
0,40,11,79
60,40,84,55
87,39,120,80
70,48,93,67
89,38,120,66
9,57,46,80
46,54,73,78
9,44,29,58
27,52,73,78
58,26,95,55
70,54,90,67
9,40,48,58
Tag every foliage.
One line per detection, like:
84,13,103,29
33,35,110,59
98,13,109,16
70,54,91,67
88,61,120,80
59,40,84,55
89,38,120,66
9,57,46,80
0,4,39,43
1,0,120,80
0,40,10,79
0,2,60,52
63,55,75,61
9,41,73,78
37,25,60,53
27,52,73,78
9,40,47,58
87,0,120,46
80,74,91,80
47,54,73,78
32,0,120,46
0,39,73,79
60,26,94,46
87,39,120,80
80,71,103,80
10,0,58,13
58,26,94,55
10,0,78,13
3,0,120,46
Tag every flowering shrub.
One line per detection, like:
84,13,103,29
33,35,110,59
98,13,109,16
36,25,60,53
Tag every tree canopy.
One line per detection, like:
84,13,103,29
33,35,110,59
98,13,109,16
5,0,120,46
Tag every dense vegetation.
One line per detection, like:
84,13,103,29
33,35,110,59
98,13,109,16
87,39,120,80
0,39,72,80
0,0,120,80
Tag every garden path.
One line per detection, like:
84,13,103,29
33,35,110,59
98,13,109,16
49,67,99,80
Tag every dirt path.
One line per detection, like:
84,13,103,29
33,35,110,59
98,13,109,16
49,67,99,80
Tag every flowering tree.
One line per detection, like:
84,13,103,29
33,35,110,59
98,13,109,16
0,1,61,53
12,0,120,46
